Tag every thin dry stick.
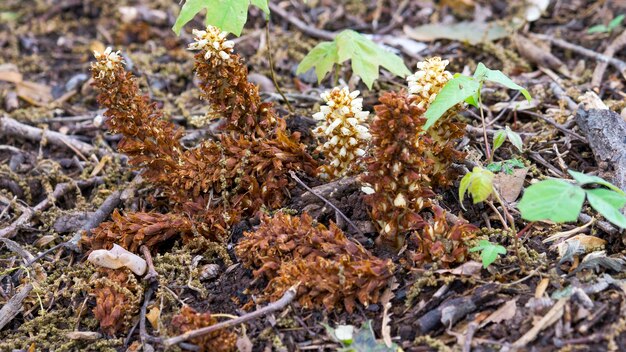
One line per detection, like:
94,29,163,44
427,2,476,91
162,284,299,347
532,33,626,78
268,2,336,41
591,29,626,87
289,171,363,236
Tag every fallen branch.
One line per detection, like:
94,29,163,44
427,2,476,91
162,284,299,347
532,33,626,80
0,283,33,330
0,115,96,156
0,178,102,239
591,29,626,87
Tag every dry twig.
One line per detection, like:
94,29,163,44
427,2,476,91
162,284,299,347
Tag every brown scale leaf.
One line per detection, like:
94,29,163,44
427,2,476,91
92,267,143,336
412,205,478,267
170,306,237,352
84,209,194,252
236,212,394,313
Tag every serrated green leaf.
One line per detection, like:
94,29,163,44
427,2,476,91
470,240,506,268
459,167,494,204
567,170,625,195
608,14,625,30
493,130,506,153
424,75,480,130
173,0,210,35
518,179,585,223
250,0,270,15
173,0,264,36
296,41,338,83
505,126,523,152
205,0,249,36
473,63,531,102
587,24,609,34
335,30,410,89
587,188,626,228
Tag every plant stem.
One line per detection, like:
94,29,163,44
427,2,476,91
265,21,294,114
492,188,524,269
478,92,492,163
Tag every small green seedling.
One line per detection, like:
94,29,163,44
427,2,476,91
297,30,410,89
470,240,507,268
459,166,495,205
493,126,523,154
173,0,270,36
587,14,624,34
424,62,531,131
518,170,626,228
324,321,400,352
487,158,525,175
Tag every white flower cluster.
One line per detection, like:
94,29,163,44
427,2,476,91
406,57,452,110
188,26,235,62
92,47,124,78
313,87,371,179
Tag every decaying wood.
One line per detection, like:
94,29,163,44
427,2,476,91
417,284,500,333
0,284,33,331
575,108,626,192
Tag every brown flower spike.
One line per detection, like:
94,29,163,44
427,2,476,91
362,57,470,250
190,26,278,137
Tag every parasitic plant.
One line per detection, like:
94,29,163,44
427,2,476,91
362,57,471,252
236,212,394,313
312,87,371,180
86,26,316,252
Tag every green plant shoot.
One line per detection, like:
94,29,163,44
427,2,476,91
297,30,410,89
459,166,495,205
470,240,507,268
424,63,531,130
587,14,624,34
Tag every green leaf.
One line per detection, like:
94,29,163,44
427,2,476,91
567,170,625,195
469,240,506,268
473,63,531,102
335,30,410,89
459,167,495,204
587,189,626,228
587,24,609,34
493,130,506,153
297,30,409,89
173,0,266,36
296,41,339,83
518,179,586,223
608,14,625,30
173,0,210,35
505,126,523,152
424,75,480,130
250,0,270,15
205,0,249,36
